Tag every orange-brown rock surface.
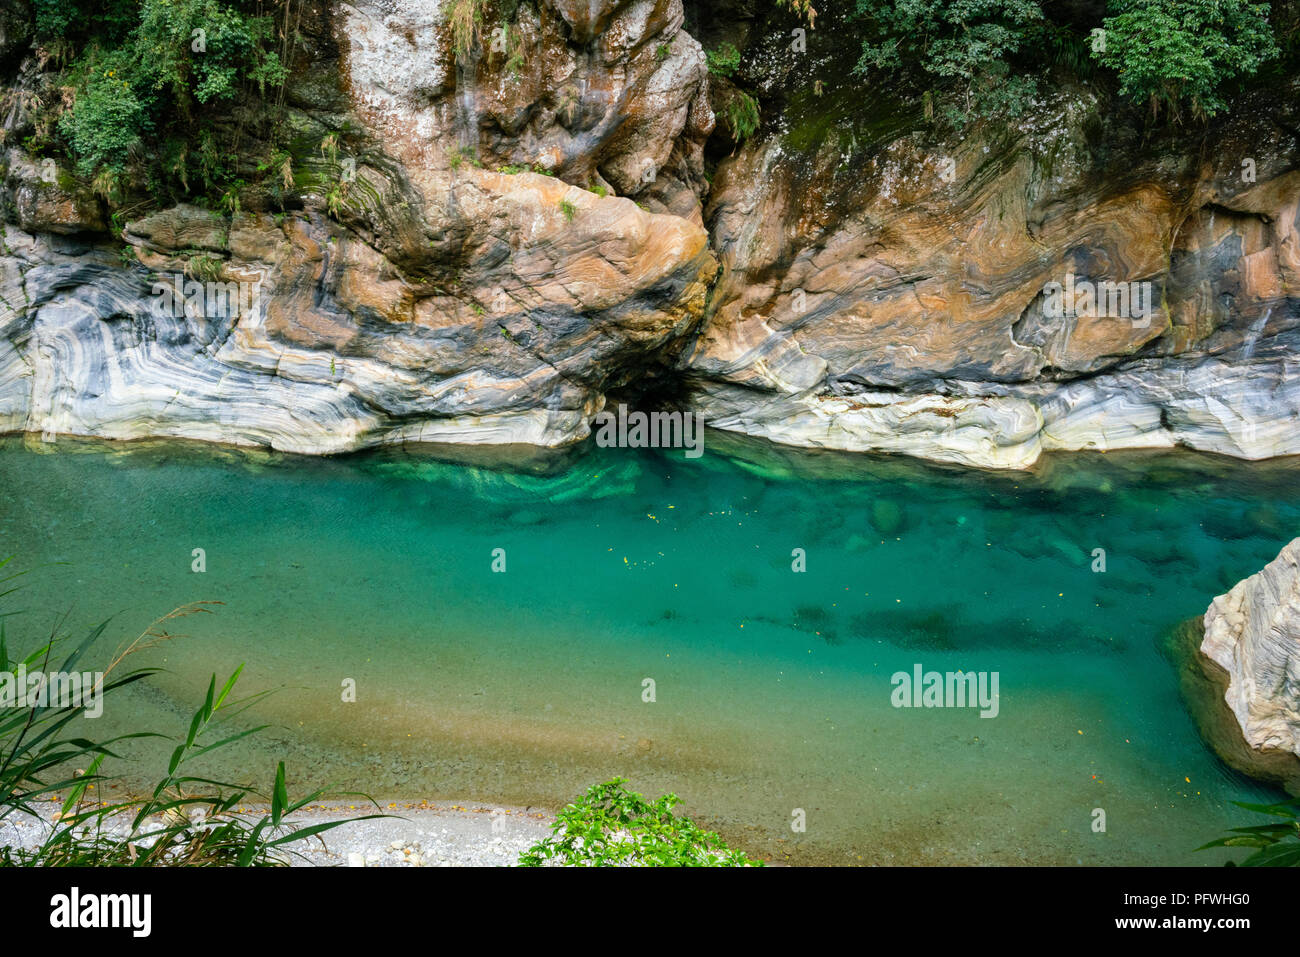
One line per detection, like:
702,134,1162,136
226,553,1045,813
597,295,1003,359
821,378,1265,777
0,0,1297,467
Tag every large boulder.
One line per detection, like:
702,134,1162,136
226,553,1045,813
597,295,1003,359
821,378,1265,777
4,151,105,235
1193,539,1300,792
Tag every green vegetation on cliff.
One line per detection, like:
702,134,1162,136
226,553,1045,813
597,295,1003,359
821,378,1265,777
770,0,1296,124
8,0,1300,219
23,0,295,207
1096,0,1279,119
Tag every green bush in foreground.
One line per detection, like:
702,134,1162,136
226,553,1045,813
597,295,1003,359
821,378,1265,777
518,777,762,867
1199,795,1300,866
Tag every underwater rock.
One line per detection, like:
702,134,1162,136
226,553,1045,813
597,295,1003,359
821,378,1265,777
870,500,905,536
1244,505,1287,538
845,533,874,552
1201,510,1260,541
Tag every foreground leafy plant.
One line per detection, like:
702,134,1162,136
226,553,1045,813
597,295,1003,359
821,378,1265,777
0,561,381,866
518,777,761,867
0,558,168,831
1198,795,1300,866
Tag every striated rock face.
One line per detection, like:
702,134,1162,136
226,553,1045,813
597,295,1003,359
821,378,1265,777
1201,538,1300,783
339,0,713,221
675,2,1300,468
0,0,717,454
1,189,713,452
1,0,1299,467
686,71,1300,467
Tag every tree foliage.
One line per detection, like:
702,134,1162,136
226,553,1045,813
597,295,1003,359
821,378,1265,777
1093,0,1279,119
852,0,1045,124
837,0,1289,125
30,0,292,196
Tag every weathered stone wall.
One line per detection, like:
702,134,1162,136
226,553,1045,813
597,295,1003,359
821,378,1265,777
1,0,1298,467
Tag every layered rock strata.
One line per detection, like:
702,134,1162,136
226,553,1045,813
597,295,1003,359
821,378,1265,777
1,1,1298,468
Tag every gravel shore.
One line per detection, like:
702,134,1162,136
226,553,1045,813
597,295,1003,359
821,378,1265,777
0,800,557,867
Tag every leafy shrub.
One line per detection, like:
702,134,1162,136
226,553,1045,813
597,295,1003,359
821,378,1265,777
518,778,762,866
32,0,293,201
134,0,285,105
1199,795,1300,866
449,146,482,171
725,90,761,142
842,0,1285,126
1093,0,1278,119
488,21,526,76
58,59,150,175
851,0,1045,125
33,0,137,45
706,42,742,78
185,253,225,282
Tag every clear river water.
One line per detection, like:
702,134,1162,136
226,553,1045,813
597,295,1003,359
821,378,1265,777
1,431,1294,864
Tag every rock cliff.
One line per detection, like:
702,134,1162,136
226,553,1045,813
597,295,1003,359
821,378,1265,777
1,0,717,452
1,0,1298,466
683,4,1300,468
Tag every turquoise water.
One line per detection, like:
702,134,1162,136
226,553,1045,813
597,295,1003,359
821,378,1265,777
0,431,1294,864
